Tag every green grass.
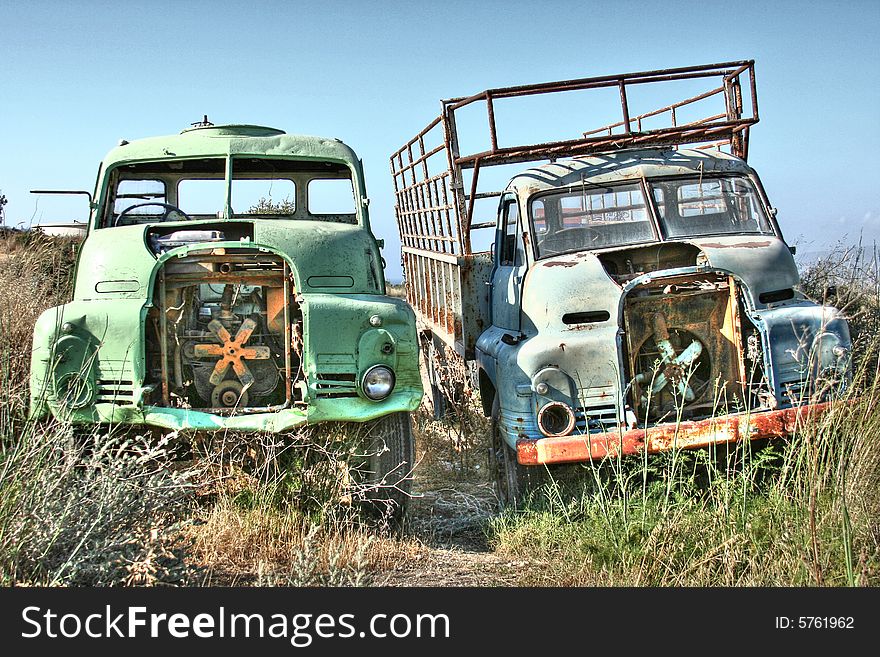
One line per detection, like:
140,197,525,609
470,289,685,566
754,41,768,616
489,378,880,586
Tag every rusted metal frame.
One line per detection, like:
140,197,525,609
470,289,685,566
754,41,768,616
678,112,728,128
412,169,444,252
402,245,461,265
400,232,457,242
441,101,470,255
463,158,482,254
390,154,407,249
727,275,747,388
427,177,445,254
747,65,759,121
394,152,415,250
438,171,457,255
169,254,281,264
469,190,505,201
470,220,497,230
163,273,284,287
618,79,632,135
405,187,424,251
158,270,171,405
406,142,428,252
401,167,451,191
393,189,411,249
516,401,836,465
583,86,725,137
404,142,421,250
393,142,446,177
437,259,446,333
431,258,440,328
730,76,746,157
404,185,420,250
427,258,436,327
626,123,741,146
414,254,425,319
486,92,499,151
441,62,756,173
444,63,750,110
723,61,752,85
452,118,758,168
389,115,442,162
282,262,292,405
415,176,432,253
427,178,447,255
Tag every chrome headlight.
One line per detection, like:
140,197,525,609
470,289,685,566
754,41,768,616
361,365,395,401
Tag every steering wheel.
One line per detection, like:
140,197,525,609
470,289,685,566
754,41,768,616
114,202,193,226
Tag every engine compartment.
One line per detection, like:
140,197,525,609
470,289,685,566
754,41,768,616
146,248,301,412
620,272,774,424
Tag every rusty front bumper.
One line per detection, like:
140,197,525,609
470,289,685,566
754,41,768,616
516,402,835,466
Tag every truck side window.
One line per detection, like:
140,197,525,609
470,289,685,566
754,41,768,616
500,199,519,266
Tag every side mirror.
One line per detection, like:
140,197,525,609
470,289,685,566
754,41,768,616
788,245,797,256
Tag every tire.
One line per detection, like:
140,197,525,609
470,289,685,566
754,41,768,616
358,412,416,522
490,396,546,509
422,336,450,420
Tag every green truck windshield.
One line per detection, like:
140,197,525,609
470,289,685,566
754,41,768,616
104,157,357,227
531,175,773,258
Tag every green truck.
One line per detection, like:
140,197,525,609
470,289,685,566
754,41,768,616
29,120,422,511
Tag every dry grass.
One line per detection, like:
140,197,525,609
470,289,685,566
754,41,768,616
0,232,427,586
185,493,424,585
3,232,878,587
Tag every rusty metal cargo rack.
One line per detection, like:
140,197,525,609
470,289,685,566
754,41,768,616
390,61,758,355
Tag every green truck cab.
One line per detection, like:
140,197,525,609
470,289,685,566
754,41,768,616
30,121,422,505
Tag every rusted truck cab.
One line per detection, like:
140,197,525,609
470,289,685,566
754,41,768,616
30,122,422,507
391,62,851,504
483,148,850,487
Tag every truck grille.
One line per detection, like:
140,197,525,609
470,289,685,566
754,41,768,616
95,379,135,404
575,404,620,433
315,373,358,399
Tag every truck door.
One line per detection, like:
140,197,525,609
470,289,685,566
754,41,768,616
491,194,526,332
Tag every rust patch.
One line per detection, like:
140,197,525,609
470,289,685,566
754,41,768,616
516,438,539,464
700,240,772,249
543,260,578,268
265,286,286,334
517,402,838,465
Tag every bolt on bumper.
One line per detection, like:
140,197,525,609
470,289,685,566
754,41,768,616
516,402,837,466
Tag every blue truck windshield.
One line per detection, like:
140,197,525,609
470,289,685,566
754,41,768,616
530,175,773,258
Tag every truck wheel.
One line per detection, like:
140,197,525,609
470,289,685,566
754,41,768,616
422,335,451,420
490,396,546,509
357,412,416,522
427,353,449,420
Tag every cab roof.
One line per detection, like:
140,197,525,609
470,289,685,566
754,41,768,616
102,124,361,169
509,147,755,196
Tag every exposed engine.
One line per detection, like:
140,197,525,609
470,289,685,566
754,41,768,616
146,247,301,411
622,271,766,422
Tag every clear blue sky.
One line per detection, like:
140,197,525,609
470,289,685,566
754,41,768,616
1,0,878,281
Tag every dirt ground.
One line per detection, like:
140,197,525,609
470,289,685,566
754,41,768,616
375,419,539,587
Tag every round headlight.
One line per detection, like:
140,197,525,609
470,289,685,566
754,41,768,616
362,365,395,401
537,401,576,437
54,372,94,409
